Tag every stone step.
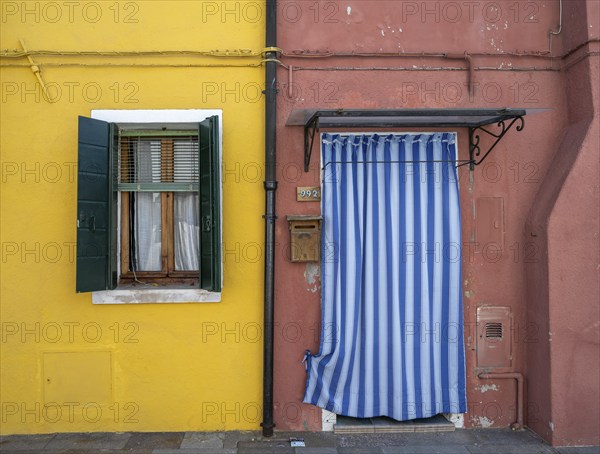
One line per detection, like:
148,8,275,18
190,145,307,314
334,414,455,434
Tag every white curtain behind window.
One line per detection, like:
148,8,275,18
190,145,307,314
174,139,200,271
133,141,162,271
134,192,162,271
174,193,199,270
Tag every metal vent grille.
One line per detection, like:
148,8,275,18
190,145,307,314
477,306,511,368
485,322,503,339
116,133,199,192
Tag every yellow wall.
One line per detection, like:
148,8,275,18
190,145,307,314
1,1,265,434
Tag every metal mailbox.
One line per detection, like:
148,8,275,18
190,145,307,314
287,215,322,262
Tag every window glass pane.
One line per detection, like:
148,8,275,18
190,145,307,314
174,192,199,271
132,192,162,271
133,140,161,183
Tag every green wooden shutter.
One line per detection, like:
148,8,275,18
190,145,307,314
76,116,118,292
199,116,222,291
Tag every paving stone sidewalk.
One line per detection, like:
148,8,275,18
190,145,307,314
1,429,598,454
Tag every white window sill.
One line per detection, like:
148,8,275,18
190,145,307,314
92,289,221,304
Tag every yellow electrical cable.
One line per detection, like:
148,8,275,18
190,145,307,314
17,39,56,103
0,62,277,68
0,48,282,58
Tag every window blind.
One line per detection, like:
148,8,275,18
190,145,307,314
117,133,199,192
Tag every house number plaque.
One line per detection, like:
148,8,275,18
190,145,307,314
296,186,321,202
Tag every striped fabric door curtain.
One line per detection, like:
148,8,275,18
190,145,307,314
304,132,467,421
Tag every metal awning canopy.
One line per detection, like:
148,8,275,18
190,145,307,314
286,108,531,171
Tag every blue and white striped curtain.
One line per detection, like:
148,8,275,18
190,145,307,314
303,133,467,420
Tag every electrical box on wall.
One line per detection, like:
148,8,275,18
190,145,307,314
287,215,322,262
475,197,505,252
476,306,513,370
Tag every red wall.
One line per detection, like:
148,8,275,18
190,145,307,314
272,0,599,445
526,0,600,445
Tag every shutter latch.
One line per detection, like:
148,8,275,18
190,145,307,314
77,211,95,232
202,215,212,232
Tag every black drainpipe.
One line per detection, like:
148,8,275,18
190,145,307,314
262,0,277,438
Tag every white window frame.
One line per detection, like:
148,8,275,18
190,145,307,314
90,109,223,304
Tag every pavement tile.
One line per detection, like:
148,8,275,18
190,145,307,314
269,442,294,451
88,451,152,454
0,452,70,454
0,433,55,450
272,447,295,454
556,448,600,454
378,449,406,454
238,435,335,451
30,451,89,454
467,444,556,453
401,432,466,446
180,431,224,449
381,446,470,453
238,448,275,454
417,429,479,445
86,448,152,454
0,452,85,454
472,429,544,445
338,447,384,454
293,449,338,454
336,433,407,448
124,432,185,450
153,450,237,454
238,441,285,449
273,431,337,448
44,432,131,450
223,431,258,449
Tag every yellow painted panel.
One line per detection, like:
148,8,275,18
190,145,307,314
43,351,112,404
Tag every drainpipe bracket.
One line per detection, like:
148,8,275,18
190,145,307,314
262,87,280,95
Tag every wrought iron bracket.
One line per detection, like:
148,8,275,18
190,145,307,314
468,116,525,170
304,116,319,172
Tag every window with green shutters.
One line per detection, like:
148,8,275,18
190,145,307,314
76,115,221,294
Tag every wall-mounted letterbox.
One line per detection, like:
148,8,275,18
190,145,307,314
287,215,322,262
